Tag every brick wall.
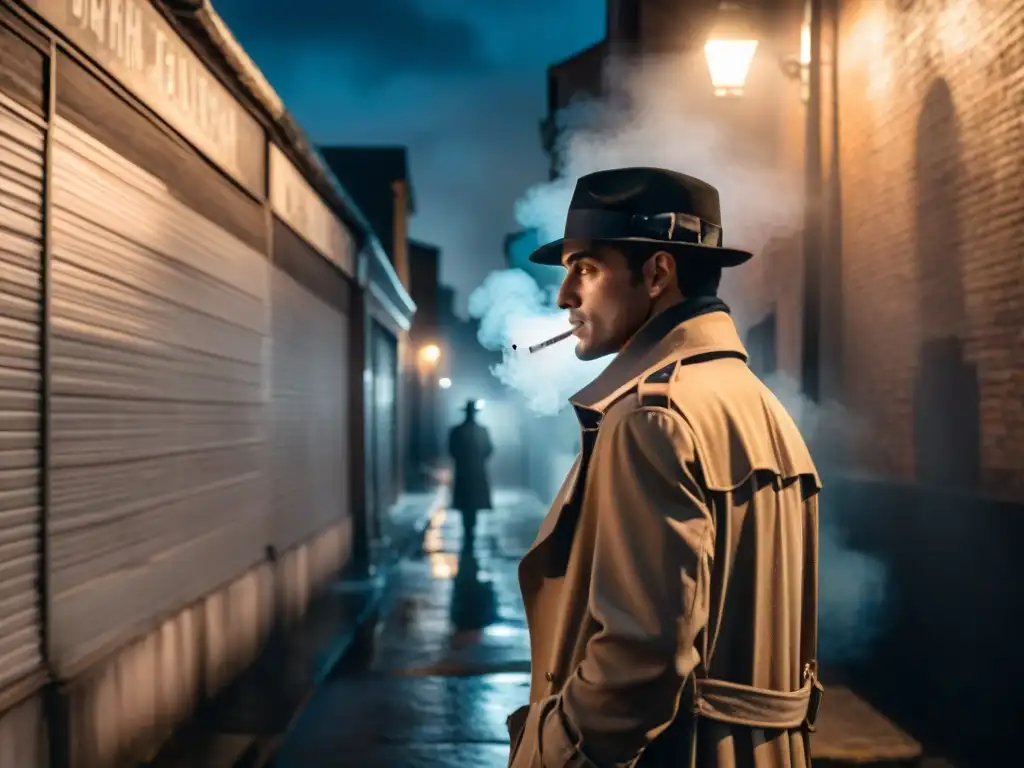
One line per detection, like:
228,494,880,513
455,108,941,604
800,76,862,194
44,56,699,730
836,0,1024,500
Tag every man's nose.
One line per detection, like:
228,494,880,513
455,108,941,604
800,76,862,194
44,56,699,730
556,280,578,310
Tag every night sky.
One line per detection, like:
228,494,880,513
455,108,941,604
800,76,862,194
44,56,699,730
213,0,604,316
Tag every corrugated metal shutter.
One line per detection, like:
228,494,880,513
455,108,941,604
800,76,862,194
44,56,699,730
271,266,349,552
47,117,269,675
0,96,44,688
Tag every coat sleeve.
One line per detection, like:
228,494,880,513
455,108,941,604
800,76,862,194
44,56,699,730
510,407,714,768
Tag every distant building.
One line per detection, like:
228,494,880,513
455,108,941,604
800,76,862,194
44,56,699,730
409,240,441,338
320,145,419,511
503,229,564,290
437,285,458,331
407,240,443,486
541,40,609,179
320,146,415,288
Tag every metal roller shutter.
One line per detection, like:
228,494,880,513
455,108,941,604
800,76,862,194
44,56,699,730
48,117,269,674
271,265,349,552
0,96,44,689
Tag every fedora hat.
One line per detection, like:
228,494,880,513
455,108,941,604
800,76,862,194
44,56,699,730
528,167,753,267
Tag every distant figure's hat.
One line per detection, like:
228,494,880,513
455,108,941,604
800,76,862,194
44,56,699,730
464,399,478,414
528,167,753,267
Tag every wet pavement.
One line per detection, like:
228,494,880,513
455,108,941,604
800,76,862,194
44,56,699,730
270,487,932,768
148,489,446,768
271,488,541,768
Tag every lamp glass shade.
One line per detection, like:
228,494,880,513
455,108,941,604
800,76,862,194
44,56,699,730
704,38,759,96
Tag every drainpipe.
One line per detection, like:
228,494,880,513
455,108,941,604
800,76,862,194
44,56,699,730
823,0,843,404
800,0,824,403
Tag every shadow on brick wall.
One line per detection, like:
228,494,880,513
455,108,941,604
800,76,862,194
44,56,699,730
912,77,981,489
827,474,1022,767
914,337,980,487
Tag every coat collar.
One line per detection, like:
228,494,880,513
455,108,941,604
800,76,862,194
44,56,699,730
569,298,748,421
519,299,749,586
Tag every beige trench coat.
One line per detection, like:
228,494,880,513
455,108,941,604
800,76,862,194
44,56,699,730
508,306,823,768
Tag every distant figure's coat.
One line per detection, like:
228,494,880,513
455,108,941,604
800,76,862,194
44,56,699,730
448,410,494,513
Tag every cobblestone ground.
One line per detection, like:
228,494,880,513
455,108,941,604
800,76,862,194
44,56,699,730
272,488,931,768
272,489,542,768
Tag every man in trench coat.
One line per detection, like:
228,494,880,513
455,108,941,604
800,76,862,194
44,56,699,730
507,168,823,768
449,399,494,547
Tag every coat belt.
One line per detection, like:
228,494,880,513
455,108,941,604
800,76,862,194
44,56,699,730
694,677,821,730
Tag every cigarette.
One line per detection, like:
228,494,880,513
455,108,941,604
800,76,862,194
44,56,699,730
528,325,580,354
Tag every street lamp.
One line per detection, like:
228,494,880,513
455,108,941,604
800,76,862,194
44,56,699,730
704,2,760,97
438,377,452,389
413,342,443,487
418,343,441,366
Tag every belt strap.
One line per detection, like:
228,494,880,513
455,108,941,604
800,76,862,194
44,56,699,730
695,677,817,730
685,476,824,762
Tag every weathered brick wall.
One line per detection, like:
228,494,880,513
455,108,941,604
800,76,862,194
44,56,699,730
837,0,1024,499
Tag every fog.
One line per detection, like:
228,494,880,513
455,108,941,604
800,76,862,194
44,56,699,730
466,54,888,665
515,63,802,256
762,374,887,664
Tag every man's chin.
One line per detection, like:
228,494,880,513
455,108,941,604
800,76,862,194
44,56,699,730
574,341,614,362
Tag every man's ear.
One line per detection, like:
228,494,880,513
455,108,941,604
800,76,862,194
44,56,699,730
646,250,677,298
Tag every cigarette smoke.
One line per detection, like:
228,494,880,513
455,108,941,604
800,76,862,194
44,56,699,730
467,269,607,415
466,53,888,664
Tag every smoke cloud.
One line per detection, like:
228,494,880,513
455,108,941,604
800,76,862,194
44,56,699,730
467,269,608,415
470,55,805,415
466,52,888,664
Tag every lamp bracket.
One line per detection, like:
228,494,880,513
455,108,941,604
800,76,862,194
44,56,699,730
781,56,807,81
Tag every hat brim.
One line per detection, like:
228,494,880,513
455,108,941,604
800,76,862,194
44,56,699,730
528,237,753,268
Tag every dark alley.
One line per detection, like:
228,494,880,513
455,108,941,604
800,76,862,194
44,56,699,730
0,1,1021,767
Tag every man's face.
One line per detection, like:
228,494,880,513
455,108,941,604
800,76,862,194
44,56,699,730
556,242,652,361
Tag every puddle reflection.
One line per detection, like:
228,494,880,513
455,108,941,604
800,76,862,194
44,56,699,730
430,552,459,579
423,507,447,554
450,548,499,632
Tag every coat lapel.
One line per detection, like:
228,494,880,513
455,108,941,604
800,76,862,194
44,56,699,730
518,303,749,586
568,296,730,409
525,452,582,554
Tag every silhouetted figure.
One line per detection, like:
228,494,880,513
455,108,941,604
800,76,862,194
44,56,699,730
448,400,493,551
